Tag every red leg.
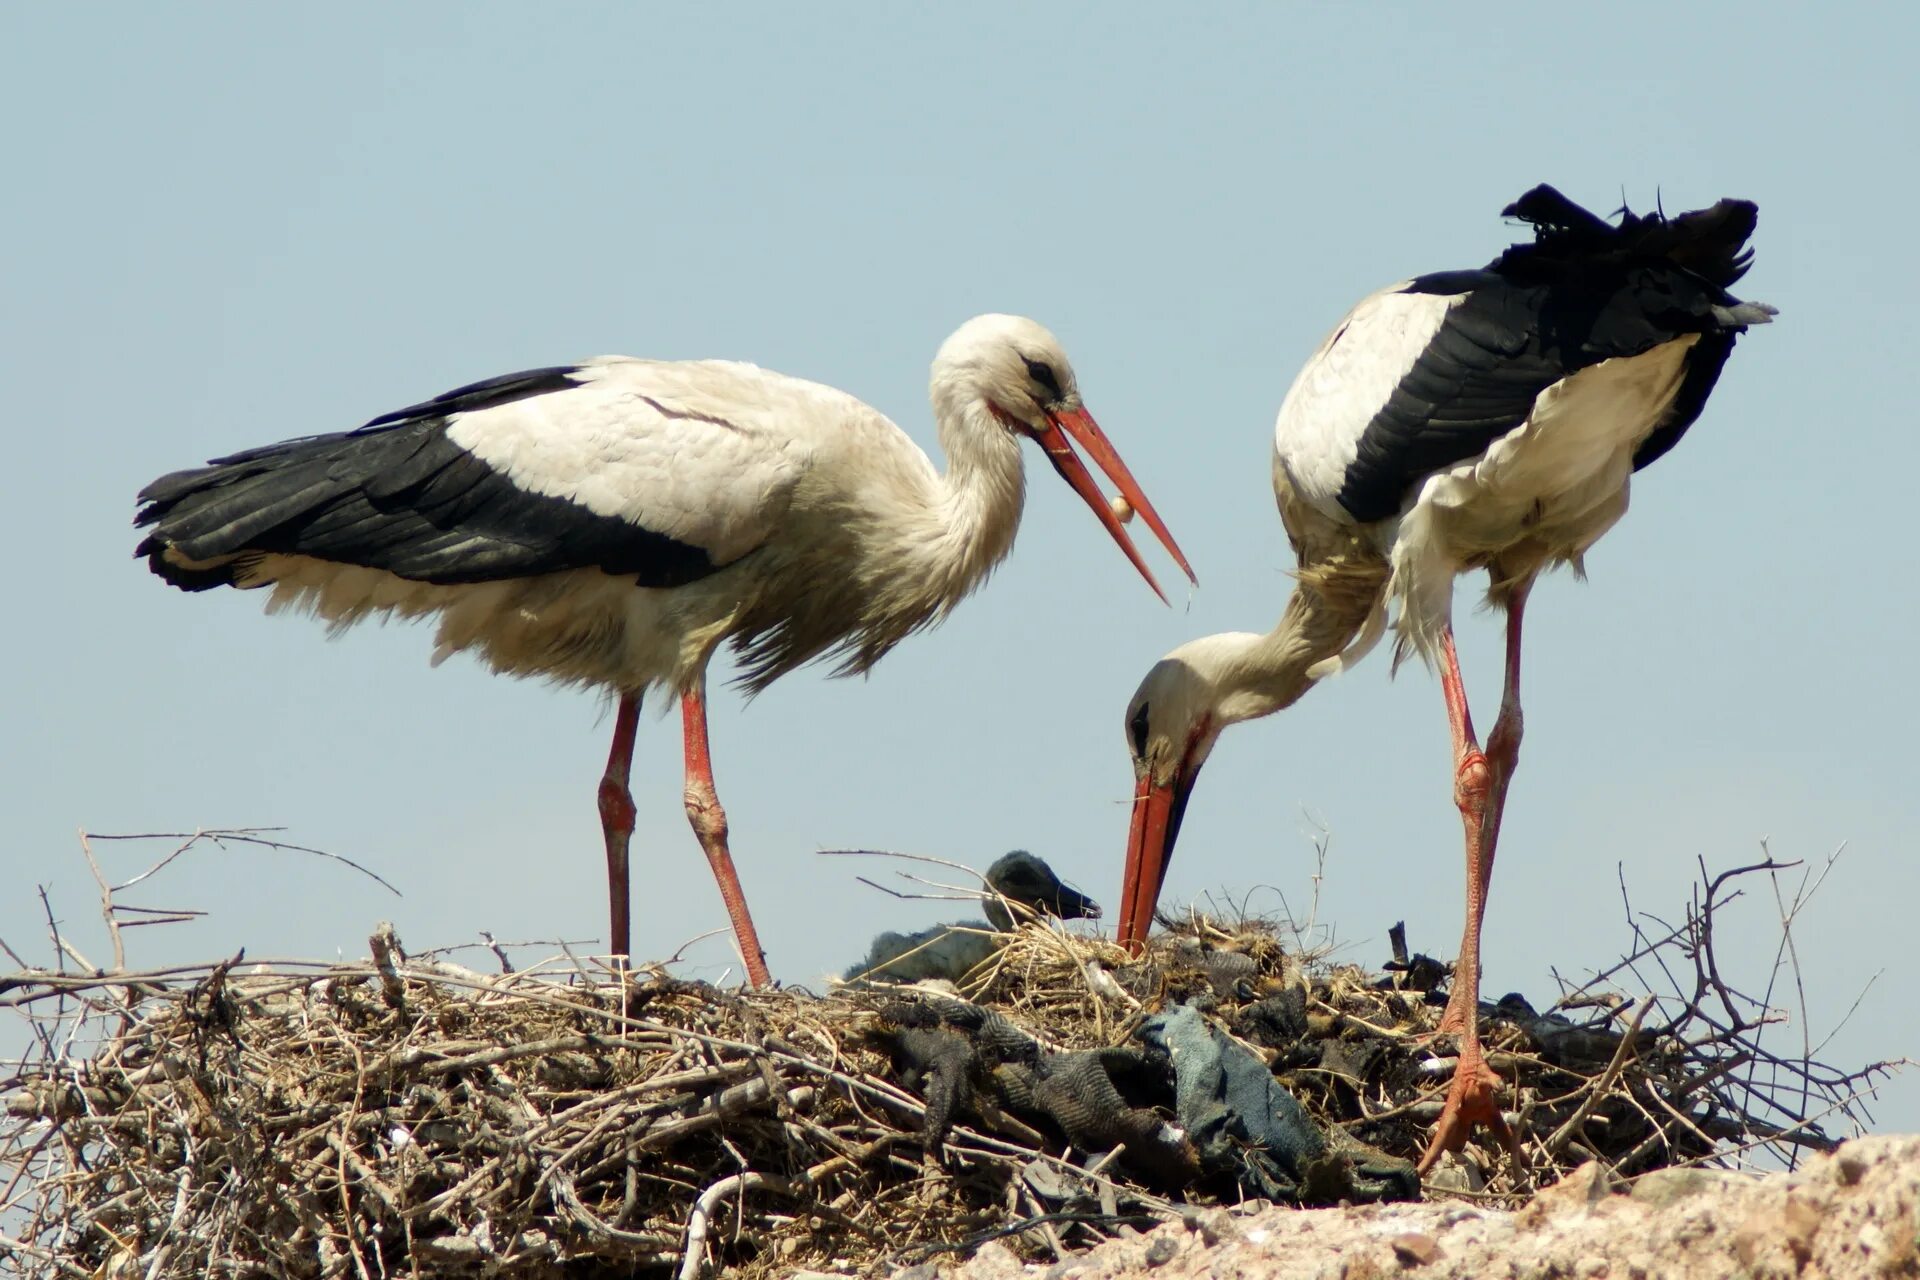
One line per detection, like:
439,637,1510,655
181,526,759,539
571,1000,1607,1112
1431,626,1490,1041
597,693,641,962
680,681,773,987
1419,587,1530,1175
1434,580,1531,1035
1479,580,1530,885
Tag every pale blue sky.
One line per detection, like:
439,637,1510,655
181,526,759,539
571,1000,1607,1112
4,6,1914,1136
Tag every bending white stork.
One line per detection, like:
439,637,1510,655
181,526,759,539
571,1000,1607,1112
1114,187,1773,1171
135,314,1194,986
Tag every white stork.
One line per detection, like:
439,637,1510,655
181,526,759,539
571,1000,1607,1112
135,314,1193,986
1113,186,1773,1171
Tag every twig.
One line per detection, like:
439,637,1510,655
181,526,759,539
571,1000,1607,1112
476,932,514,975
95,828,401,897
1538,996,1646,1158
680,1172,776,1280
2,840,1896,1277
77,830,126,973
368,923,407,1010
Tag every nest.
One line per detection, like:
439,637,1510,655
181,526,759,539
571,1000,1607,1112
0,838,1899,1278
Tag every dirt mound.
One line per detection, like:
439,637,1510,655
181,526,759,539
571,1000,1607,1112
942,1134,1919,1280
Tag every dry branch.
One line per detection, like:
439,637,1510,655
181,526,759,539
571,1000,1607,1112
0,835,1902,1277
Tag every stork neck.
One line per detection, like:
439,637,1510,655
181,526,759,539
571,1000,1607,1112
1207,625,1325,726
916,396,1026,596
1208,560,1387,726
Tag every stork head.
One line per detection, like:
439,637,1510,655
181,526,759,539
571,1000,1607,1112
933,314,1195,602
1116,632,1268,952
982,850,1101,932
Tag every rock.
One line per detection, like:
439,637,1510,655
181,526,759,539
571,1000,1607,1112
1335,1255,1391,1280
1541,1159,1618,1209
1388,1231,1440,1266
1733,1206,1799,1279
1143,1235,1178,1268
936,1134,1920,1280
1627,1166,1747,1208
1191,1208,1240,1247
1518,1159,1617,1229
965,1240,1022,1279
1778,1193,1822,1265
1421,1154,1484,1195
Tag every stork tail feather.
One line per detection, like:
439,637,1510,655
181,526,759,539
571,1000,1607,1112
1499,183,1763,292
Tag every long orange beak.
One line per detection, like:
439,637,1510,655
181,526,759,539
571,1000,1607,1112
1117,765,1197,953
1031,405,1195,604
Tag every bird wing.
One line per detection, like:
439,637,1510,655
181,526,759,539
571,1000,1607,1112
438,358,814,567
1278,189,1767,527
137,359,813,590
1324,271,1586,524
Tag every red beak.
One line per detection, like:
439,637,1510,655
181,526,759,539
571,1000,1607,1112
1117,763,1198,953
1031,405,1196,603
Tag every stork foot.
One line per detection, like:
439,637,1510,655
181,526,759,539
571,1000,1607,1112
1417,1042,1518,1176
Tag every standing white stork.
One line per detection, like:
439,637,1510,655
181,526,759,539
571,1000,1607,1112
135,314,1194,987
1113,187,1773,1171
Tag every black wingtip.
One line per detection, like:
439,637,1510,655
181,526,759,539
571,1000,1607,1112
1651,197,1761,287
134,534,241,591
1501,183,1614,236
1497,184,1761,290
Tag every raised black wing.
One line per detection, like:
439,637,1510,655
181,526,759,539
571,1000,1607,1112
1331,187,1766,524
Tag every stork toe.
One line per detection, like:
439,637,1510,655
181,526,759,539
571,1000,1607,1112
1416,1049,1517,1176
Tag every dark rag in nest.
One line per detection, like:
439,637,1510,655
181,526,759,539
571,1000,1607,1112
1138,1003,1418,1203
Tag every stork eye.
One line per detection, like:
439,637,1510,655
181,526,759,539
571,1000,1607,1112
1023,357,1062,400
1127,703,1151,759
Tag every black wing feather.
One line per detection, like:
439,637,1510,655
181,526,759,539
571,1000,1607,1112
1629,330,1736,471
135,366,721,591
356,366,583,430
1333,186,1764,524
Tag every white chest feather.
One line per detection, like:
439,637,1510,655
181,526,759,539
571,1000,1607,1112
1272,285,1459,513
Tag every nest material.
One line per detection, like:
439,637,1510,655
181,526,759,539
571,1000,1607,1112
1,859,1895,1278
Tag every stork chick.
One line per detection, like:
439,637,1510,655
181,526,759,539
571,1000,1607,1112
843,851,1101,986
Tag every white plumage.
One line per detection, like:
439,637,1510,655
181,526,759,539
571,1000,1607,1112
138,314,1193,985
1270,285,1457,507
1283,316,1709,674
1116,185,1773,1177
443,359,816,562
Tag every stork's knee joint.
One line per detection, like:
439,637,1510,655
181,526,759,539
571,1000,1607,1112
683,786,729,843
1487,713,1524,770
1453,750,1491,811
598,778,636,831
